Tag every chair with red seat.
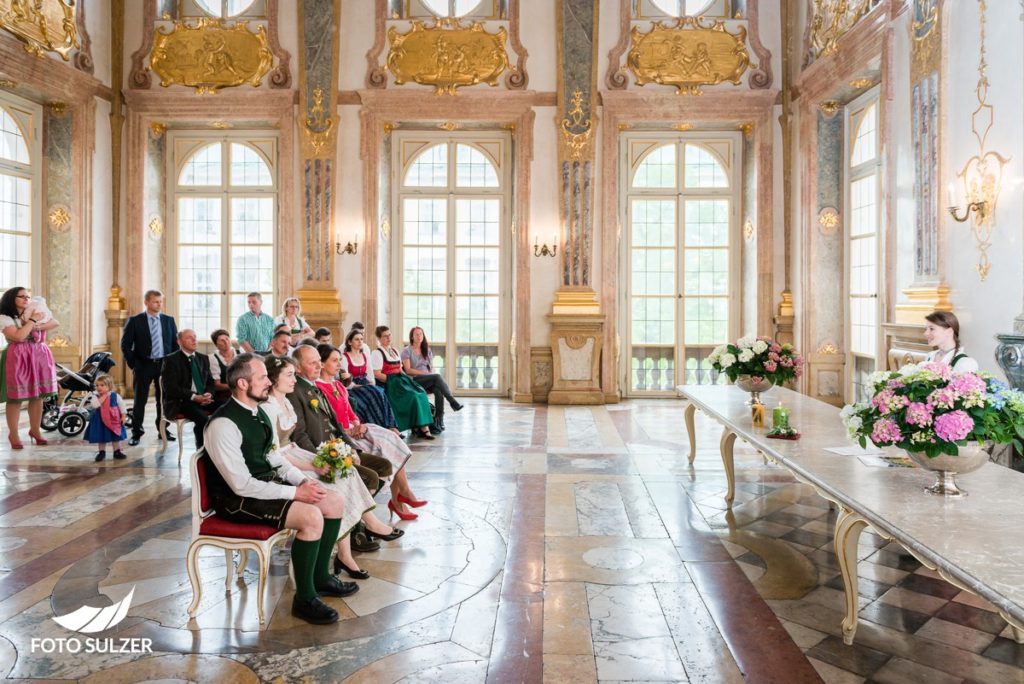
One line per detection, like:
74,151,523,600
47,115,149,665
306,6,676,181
185,449,294,626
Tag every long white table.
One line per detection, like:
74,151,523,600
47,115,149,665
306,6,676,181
678,384,1024,646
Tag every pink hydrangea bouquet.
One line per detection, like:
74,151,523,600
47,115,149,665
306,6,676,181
706,335,804,385
840,363,1024,458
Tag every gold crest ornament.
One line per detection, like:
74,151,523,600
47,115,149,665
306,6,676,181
0,0,78,59
559,90,593,162
627,18,751,96
386,18,513,95
149,17,274,93
808,0,875,61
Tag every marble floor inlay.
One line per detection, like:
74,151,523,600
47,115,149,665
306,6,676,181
0,399,1022,682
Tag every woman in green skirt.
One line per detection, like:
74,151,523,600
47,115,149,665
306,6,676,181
371,326,434,440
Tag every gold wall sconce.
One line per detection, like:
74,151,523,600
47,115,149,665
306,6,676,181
946,181,989,224
336,238,358,255
534,234,558,257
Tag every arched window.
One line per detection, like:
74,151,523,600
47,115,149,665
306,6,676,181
0,96,39,304
649,0,716,16
624,137,739,394
192,0,260,17
420,0,483,17
395,136,509,395
172,137,277,336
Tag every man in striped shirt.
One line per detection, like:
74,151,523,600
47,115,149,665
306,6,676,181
236,292,276,354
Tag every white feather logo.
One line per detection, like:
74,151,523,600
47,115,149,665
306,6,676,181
52,586,136,633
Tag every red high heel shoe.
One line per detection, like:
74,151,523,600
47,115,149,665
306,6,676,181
388,500,418,521
28,432,48,446
8,435,23,450
397,494,428,508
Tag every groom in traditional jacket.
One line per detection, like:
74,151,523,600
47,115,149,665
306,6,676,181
203,353,358,625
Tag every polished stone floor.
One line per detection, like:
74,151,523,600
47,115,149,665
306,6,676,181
0,399,1023,683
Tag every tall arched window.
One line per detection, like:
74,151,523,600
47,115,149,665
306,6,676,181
623,135,741,395
394,134,510,395
170,135,277,336
0,95,40,303
845,91,882,402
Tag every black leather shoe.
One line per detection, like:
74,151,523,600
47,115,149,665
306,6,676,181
350,531,380,553
128,436,141,447
366,527,404,542
429,424,442,435
291,595,339,624
94,451,106,462
450,401,464,412
113,450,127,460
333,556,370,580
164,433,176,442
316,575,360,597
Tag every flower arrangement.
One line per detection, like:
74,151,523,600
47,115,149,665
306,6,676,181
311,438,355,483
706,335,805,385
840,363,1024,458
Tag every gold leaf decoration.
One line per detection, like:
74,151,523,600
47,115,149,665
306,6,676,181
818,341,840,355
627,18,751,96
48,206,70,231
0,0,78,60
303,86,335,158
673,123,693,131
149,17,274,92
386,19,513,95
818,100,841,116
743,219,754,241
0,79,16,89
149,122,166,138
559,90,593,162
849,78,873,89
147,215,164,240
438,121,458,131
818,207,840,235
808,0,875,60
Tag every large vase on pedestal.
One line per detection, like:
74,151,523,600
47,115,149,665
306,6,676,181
904,442,993,497
734,375,774,406
995,334,1024,390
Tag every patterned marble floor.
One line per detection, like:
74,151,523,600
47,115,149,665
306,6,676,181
0,399,1023,683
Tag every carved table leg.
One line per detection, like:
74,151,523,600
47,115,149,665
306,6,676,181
719,427,737,506
834,506,869,645
684,402,697,464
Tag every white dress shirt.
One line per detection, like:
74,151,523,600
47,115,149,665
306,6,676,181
924,347,979,374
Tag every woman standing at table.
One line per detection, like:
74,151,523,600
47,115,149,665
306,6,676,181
923,311,979,373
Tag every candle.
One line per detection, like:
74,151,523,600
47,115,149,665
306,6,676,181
751,403,766,428
947,182,956,208
773,404,790,430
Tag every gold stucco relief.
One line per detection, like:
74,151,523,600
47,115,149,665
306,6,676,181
149,17,274,92
0,0,78,59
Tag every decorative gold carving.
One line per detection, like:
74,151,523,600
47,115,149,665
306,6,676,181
386,19,513,95
149,17,274,92
912,0,939,41
149,122,166,139
210,120,230,129
737,122,753,138
147,215,164,239
502,122,516,131
565,334,589,350
807,0,875,60
743,219,754,241
303,86,335,159
47,101,67,116
627,18,751,96
47,334,70,348
849,78,873,89
818,207,840,235
559,89,593,162
48,205,70,230
438,121,459,131
818,341,840,355
0,79,16,89
778,290,795,318
818,100,841,116
383,122,396,133
0,0,79,60
617,123,632,131
380,216,391,240
673,123,693,132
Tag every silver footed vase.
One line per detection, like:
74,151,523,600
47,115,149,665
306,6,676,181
904,442,993,497
734,375,774,406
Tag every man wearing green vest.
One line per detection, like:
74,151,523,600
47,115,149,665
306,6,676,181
204,353,358,625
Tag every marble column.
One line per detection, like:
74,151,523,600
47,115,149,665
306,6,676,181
547,0,604,405
296,0,344,338
107,0,129,394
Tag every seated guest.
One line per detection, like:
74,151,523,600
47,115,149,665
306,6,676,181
262,356,403,581
208,329,238,401
340,328,398,432
923,311,979,373
275,297,315,340
266,330,292,360
372,326,435,440
315,327,333,345
317,344,424,521
204,354,357,625
401,326,463,434
161,329,223,448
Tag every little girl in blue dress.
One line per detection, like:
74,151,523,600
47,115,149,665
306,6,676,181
85,374,128,462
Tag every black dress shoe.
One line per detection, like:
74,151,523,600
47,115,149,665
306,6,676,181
94,451,106,462
429,424,442,435
450,401,464,412
113,450,127,460
366,527,404,542
333,556,370,580
128,437,141,447
291,596,339,624
316,575,360,597
164,433,176,442
350,531,380,553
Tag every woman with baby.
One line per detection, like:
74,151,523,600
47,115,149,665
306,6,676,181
0,287,59,449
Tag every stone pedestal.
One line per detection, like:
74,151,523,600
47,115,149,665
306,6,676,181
995,334,1024,390
547,288,604,405
295,288,344,341
106,301,130,395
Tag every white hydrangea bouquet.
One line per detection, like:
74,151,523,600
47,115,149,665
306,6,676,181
706,334,805,385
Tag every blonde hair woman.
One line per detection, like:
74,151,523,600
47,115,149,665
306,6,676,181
274,297,315,340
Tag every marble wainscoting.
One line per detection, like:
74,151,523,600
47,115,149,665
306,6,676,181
0,400,1023,682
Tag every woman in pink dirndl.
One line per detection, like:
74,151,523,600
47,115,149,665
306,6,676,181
1,287,59,449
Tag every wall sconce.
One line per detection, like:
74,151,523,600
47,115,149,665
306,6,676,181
534,234,558,258
336,237,358,255
946,181,989,224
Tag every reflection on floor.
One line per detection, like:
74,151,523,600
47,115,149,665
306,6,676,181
1,399,1022,682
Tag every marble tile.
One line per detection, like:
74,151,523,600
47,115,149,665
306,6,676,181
952,589,999,612
935,600,1010,634
779,617,829,650
656,581,745,682
877,587,949,616
587,583,670,641
339,641,482,684
543,582,593,656
982,636,1024,670
593,635,688,682
545,537,689,585
574,482,634,537
869,656,961,684
806,635,889,677
808,657,866,684
897,573,961,601
618,481,669,539
825,574,890,600
545,481,579,537
857,601,931,634
915,617,996,653
449,571,502,658
543,654,598,683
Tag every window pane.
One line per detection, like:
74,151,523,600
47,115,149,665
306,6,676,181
684,248,728,296
631,248,674,296
230,197,274,243
683,297,727,345
851,103,877,166
455,247,499,295
455,295,498,342
632,297,675,344
0,109,29,164
421,0,482,16
178,197,222,243
179,246,221,293
631,200,675,247
403,198,447,244
230,246,273,293
230,144,272,186
179,293,221,337
455,145,499,187
179,143,222,186
684,200,728,246
650,0,714,15
403,295,446,343
455,199,499,245
632,144,676,188
403,247,446,293
850,176,876,237
684,144,728,188
404,144,447,187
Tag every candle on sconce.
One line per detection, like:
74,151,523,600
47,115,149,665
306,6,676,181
947,182,956,208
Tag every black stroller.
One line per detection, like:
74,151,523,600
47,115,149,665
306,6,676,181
41,351,127,437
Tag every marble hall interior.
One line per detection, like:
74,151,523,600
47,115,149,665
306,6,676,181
4,0,1024,682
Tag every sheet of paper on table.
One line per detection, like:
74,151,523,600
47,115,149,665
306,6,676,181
857,454,916,468
825,445,883,457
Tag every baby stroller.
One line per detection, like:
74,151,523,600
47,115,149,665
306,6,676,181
41,351,125,437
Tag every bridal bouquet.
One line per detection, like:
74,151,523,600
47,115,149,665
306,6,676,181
706,335,804,385
312,438,355,483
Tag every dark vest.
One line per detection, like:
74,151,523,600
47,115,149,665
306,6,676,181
210,400,278,483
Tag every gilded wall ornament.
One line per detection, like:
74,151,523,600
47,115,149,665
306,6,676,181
912,0,939,41
302,86,335,158
48,205,70,231
147,215,164,240
807,0,875,62
818,341,840,355
386,18,513,95
559,89,593,162
47,101,68,116
0,0,79,60
149,122,166,138
210,120,230,129
47,334,70,348
149,17,274,92
818,100,841,116
627,18,751,96
438,121,459,131
849,78,873,89
673,123,693,131
818,207,840,235
0,79,16,89
743,219,754,241
737,122,753,138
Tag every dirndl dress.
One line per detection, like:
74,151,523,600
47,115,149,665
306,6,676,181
85,393,128,443
0,318,57,403
343,352,397,429
375,349,433,432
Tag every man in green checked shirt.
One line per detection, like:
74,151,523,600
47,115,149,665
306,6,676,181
236,292,276,354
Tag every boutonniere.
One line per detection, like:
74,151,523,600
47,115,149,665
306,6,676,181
309,397,320,411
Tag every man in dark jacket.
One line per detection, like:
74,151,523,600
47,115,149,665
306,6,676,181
161,329,222,448
120,290,178,445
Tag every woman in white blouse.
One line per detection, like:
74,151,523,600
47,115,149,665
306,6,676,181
923,311,979,373
273,297,315,340
208,329,238,400
261,356,404,580
340,328,398,431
